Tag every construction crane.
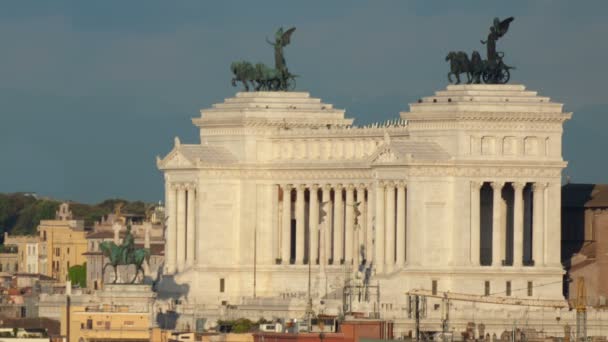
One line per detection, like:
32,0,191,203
575,277,587,342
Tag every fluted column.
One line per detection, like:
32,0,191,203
532,183,546,266
513,182,525,267
345,185,355,265
355,185,366,267
165,183,177,273
281,184,292,264
491,182,504,267
333,184,344,264
375,182,385,273
186,185,196,267
365,185,374,262
272,185,280,263
396,182,406,267
176,185,187,272
385,182,396,271
321,185,332,265
470,181,482,266
295,184,306,264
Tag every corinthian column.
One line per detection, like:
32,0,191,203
321,185,332,266
165,183,177,273
309,185,319,264
345,185,355,265
333,184,344,264
491,182,504,267
186,185,196,267
295,184,306,264
396,182,406,268
513,182,525,267
470,181,482,266
355,185,366,267
281,184,292,264
385,182,396,271
375,182,385,274
532,182,546,266
176,185,187,272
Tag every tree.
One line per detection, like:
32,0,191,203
68,263,87,288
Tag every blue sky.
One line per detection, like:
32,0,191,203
0,1,606,203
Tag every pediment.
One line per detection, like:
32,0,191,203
159,150,195,169
369,144,401,164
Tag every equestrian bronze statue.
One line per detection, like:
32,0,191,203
231,27,297,91
100,225,150,284
446,17,515,84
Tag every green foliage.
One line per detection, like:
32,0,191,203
68,262,87,288
0,192,152,238
216,318,257,333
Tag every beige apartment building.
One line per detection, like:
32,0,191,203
37,203,88,282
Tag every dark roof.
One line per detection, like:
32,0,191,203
562,183,608,208
86,231,114,239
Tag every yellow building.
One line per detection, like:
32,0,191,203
37,203,88,281
61,284,156,342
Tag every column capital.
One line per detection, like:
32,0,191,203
470,180,483,190
356,184,367,192
346,184,356,192
296,184,306,191
334,183,344,191
532,182,548,192
396,181,406,188
512,182,526,191
282,184,293,191
309,184,319,191
490,182,504,191
384,181,395,188
322,184,332,192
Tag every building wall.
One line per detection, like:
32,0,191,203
38,220,88,282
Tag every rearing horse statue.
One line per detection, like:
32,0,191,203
100,225,150,284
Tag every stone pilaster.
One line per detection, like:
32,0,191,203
165,182,177,273
385,182,396,271
186,184,196,267
375,181,385,273
176,184,187,272
532,182,547,266
470,181,482,266
396,182,406,267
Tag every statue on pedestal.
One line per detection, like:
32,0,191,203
100,225,150,284
231,27,297,91
446,17,515,84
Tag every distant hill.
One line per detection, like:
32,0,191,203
0,192,149,240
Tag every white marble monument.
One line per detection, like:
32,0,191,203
157,84,575,335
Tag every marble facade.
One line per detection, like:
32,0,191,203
157,85,574,334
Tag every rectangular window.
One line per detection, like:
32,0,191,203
432,280,438,295
86,319,93,330
124,321,134,326
220,278,225,293
105,321,111,330
506,281,511,296
484,281,490,296
67,248,70,255
527,281,533,296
